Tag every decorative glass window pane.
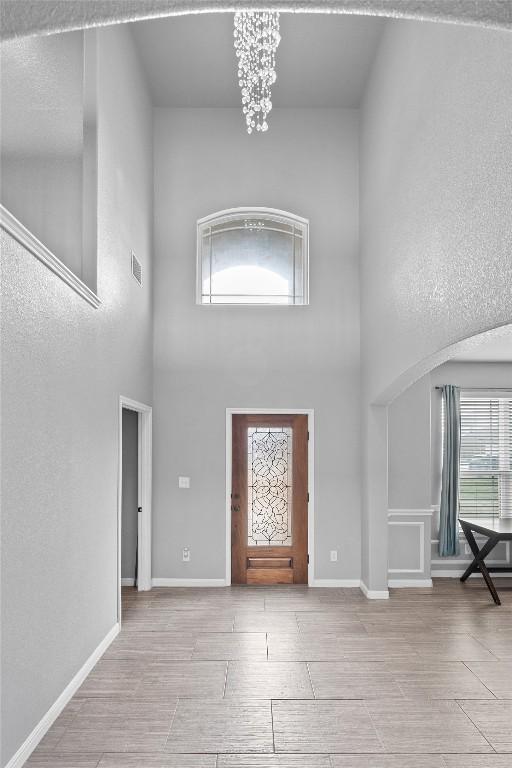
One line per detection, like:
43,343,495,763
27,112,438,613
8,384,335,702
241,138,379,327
248,427,293,546
197,208,308,305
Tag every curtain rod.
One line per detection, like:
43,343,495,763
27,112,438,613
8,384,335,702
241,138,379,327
434,386,511,391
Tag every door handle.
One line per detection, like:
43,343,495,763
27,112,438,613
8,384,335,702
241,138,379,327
232,505,240,512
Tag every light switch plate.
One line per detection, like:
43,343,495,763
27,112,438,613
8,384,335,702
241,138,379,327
330,550,338,562
178,476,190,489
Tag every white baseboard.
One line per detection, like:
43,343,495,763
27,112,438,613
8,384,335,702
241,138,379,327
121,578,135,586
433,570,512,578
152,578,227,587
311,579,361,588
360,580,390,600
5,623,119,768
153,578,363,589
388,578,433,588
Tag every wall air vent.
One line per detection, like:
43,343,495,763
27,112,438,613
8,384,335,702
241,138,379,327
131,251,142,286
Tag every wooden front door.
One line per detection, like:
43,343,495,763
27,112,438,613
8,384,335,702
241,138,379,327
231,414,308,585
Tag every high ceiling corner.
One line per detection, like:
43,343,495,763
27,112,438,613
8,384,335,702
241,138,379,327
130,13,385,109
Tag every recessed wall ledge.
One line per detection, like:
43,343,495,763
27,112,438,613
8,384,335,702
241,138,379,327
388,509,434,516
0,204,101,309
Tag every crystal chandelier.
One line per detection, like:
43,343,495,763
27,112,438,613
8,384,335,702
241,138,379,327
233,11,281,134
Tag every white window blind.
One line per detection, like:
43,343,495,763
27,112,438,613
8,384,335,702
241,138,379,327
459,394,512,518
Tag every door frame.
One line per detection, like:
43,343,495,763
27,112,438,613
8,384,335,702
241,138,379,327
117,396,153,622
225,408,315,586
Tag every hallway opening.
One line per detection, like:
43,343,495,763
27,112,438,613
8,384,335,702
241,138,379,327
117,396,153,621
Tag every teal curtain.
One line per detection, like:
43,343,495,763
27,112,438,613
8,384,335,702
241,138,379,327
439,385,461,556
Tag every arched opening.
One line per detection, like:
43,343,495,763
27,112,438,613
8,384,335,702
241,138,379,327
2,1,510,41
367,322,512,597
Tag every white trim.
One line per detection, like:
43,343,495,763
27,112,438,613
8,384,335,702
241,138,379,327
432,559,510,566
121,578,135,586
118,396,153,625
197,207,309,228
4,624,119,768
225,408,315,586
461,388,512,398
431,539,510,566
388,579,433,588
196,207,309,306
360,581,390,600
0,204,100,309
433,570,512,578
388,520,425,574
388,509,434,516
311,579,361,588
152,578,227,587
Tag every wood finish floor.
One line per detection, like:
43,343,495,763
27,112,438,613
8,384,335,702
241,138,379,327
27,579,512,767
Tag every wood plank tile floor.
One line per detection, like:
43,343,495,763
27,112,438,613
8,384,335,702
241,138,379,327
27,579,512,767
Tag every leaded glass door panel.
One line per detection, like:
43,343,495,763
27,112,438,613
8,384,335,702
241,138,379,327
231,414,308,584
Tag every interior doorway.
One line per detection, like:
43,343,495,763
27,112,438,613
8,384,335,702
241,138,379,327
117,396,152,622
228,410,313,585
121,409,139,587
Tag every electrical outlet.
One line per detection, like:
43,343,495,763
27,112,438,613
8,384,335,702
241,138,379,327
182,547,190,562
330,550,338,562
178,476,190,489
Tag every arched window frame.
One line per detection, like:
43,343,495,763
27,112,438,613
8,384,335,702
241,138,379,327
196,207,309,306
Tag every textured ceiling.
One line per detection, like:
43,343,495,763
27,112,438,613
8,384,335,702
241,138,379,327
1,1,511,40
131,13,384,108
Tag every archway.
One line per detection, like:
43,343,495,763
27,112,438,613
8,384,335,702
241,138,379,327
1,0,511,41
364,322,512,598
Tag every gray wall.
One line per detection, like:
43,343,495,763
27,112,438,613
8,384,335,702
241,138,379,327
360,20,512,403
153,107,361,581
1,155,84,277
0,31,85,278
388,375,431,511
0,26,153,767
122,409,139,581
359,19,512,590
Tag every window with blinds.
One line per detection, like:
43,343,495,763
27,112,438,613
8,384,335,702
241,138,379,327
459,394,512,518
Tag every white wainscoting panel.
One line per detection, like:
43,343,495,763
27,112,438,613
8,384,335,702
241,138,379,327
388,510,432,587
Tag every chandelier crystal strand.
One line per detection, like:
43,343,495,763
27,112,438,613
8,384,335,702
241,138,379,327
233,11,281,134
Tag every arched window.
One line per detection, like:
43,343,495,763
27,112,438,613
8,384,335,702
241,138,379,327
197,208,309,305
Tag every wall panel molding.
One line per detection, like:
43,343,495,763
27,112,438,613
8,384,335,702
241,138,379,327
389,520,425,574
433,570,512,578
431,538,510,568
388,509,432,586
